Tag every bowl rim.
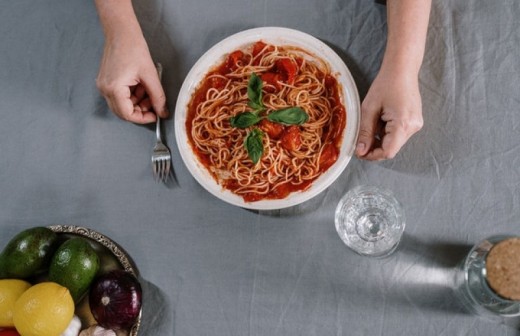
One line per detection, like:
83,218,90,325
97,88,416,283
174,26,360,210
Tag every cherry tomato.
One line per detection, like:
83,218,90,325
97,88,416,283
259,119,284,139
319,143,339,171
0,329,21,336
276,58,298,84
252,41,275,65
209,76,227,90
252,41,268,57
243,192,264,202
324,74,336,93
226,50,245,71
271,183,291,199
280,126,302,151
260,72,281,92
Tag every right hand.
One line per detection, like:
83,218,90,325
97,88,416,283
355,66,423,161
96,33,168,124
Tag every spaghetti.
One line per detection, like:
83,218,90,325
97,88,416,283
186,41,346,202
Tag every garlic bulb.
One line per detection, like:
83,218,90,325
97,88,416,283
61,315,82,336
79,325,117,336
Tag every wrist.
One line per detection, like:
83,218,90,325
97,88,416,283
95,0,143,42
380,48,423,79
382,0,431,79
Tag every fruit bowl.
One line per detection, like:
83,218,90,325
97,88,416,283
47,225,142,336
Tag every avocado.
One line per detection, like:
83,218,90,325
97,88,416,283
0,227,58,279
48,237,100,303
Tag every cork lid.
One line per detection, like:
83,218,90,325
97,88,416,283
486,237,520,301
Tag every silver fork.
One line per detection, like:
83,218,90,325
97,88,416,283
151,63,171,182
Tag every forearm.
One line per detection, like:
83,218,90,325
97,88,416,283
94,0,144,43
382,0,432,77
94,0,167,123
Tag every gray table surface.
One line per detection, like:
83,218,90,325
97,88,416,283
1,0,519,335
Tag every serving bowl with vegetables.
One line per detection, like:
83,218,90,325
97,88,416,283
0,225,142,336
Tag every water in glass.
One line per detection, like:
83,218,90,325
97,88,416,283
335,185,405,257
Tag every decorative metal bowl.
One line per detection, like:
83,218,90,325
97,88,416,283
48,225,141,336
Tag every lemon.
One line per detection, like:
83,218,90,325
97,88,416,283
13,282,74,336
0,279,31,327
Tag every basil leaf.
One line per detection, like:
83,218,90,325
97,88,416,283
248,73,264,112
267,107,309,125
248,101,264,112
245,128,264,164
230,112,262,128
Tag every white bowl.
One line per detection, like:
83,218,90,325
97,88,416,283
175,27,360,210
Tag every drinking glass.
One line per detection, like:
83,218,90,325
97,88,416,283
334,185,405,257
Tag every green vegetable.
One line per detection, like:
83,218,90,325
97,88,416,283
229,74,309,162
0,227,58,279
247,73,264,112
245,128,264,164
48,237,100,303
231,74,309,128
230,112,262,128
267,107,309,125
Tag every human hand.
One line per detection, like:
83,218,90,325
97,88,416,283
96,33,168,124
355,68,423,160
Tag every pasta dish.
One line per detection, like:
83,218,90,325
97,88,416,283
186,41,347,202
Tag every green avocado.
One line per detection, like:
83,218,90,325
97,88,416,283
48,237,100,304
0,227,58,279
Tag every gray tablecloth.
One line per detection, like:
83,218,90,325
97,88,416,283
1,0,519,335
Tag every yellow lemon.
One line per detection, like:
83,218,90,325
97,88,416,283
0,279,31,327
13,282,74,336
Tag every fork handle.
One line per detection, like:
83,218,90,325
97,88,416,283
155,63,164,142
156,115,162,142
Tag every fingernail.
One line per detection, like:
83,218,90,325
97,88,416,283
356,142,365,153
163,106,170,117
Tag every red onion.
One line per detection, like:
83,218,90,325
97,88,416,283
89,270,142,330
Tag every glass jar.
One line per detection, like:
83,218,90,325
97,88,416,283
454,235,520,320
